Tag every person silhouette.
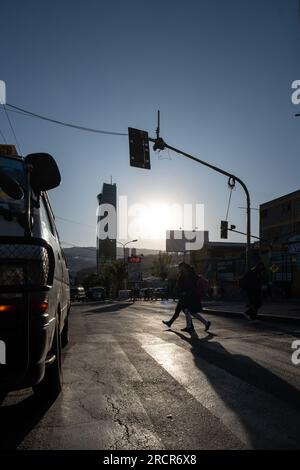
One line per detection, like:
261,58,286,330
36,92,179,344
162,262,211,332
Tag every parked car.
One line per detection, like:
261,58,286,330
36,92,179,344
118,289,131,300
0,146,70,400
139,287,153,300
70,286,86,302
153,287,169,300
86,286,105,301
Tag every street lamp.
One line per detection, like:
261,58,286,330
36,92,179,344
117,239,138,289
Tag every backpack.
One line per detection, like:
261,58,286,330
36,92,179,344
196,274,209,297
238,272,249,290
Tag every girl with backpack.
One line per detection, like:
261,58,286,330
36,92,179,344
162,263,211,333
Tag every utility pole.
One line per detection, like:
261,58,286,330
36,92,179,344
117,240,138,289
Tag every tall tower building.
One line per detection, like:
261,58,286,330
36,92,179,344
97,182,117,273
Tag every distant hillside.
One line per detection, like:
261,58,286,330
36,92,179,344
63,247,96,273
63,246,160,274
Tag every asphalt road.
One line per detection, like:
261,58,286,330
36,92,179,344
1,300,300,450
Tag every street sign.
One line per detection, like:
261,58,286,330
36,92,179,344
128,256,142,263
216,260,235,281
288,242,300,254
128,127,150,169
270,264,279,273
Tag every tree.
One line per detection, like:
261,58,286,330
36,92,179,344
109,260,127,295
82,273,101,290
151,252,172,281
82,260,128,298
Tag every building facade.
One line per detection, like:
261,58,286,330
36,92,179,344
259,190,300,298
185,233,247,299
190,240,247,280
260,189,300,245
96,182,117,273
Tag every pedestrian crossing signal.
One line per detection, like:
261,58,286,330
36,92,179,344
220,220,228,239
128,127,151,170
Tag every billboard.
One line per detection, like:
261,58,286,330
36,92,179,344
216,260,235,281
166,230,208,252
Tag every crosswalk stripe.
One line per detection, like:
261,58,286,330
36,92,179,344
136,333,300,449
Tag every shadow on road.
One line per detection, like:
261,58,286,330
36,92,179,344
84,302,133,315
0,392,56,449
171,330,300,448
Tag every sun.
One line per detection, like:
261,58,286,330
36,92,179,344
130,201,182,241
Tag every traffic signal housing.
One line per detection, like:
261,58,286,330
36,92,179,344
128,127,151,169
220,220,228,239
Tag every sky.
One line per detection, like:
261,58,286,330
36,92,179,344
1,0,300,250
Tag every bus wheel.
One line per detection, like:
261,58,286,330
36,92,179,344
33,315,63,400
61,315,69,348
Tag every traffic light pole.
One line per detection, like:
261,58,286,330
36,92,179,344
149,137,251,271
228,228,272,248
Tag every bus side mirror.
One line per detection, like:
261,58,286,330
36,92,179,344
25,153,61,192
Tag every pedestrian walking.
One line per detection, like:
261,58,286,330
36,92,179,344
239,261,265,320
162,262,211,332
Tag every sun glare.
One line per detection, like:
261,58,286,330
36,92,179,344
132,202,181,240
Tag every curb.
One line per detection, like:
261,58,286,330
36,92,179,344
202,308,300,325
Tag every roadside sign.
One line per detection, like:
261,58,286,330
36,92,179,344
288,242,300,254
128,256,142,263
270,264,279,273
128,127,150,169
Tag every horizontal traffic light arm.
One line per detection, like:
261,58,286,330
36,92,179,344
228,228,272,247
149,136,251,270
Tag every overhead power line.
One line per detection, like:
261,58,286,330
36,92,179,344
0,125,7,143
2,104,22,154
4,103,128,136
56,215,95,229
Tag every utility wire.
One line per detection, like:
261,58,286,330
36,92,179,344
5,103,128,136
56,215,95,229
2,104,22,154
225,177,236,221
3,105,22,153
225,187,233,221
0,124,7,143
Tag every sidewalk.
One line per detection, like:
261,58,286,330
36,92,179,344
202,299,300,324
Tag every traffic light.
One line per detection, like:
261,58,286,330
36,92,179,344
220,220,228,239
128,127,151,169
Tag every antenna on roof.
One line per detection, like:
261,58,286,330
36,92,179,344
156,110,160,139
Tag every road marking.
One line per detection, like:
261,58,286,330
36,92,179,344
18,334,163,450
137,334,300,448
0,340,6,364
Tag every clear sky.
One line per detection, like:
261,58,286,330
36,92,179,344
1,0,300,250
